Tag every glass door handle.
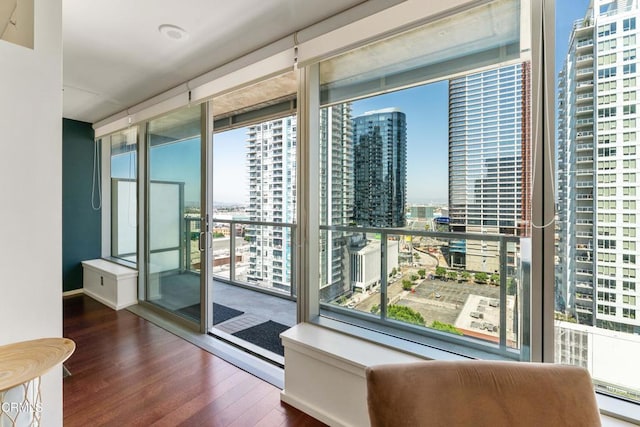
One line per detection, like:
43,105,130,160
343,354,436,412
198,231,206,252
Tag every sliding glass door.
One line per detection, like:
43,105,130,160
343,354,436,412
145,106,204,323
206,71,298,361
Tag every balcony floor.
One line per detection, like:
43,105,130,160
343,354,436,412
147,272,296,359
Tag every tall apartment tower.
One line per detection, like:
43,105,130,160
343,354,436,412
557,0,640,334
352,108,407,228
319,104,354,301
448,64,529,273
246,116,297,292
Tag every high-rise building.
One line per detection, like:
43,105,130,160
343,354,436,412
246,116,297,292
557,0,640,334
448,64,529,272
352,108,407,228
319,104,354,301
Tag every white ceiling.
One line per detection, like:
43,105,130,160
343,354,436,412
62,0,390,124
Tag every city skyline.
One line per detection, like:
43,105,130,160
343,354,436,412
213,82,449,206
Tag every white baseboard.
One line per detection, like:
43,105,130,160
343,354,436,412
83,289,137,310
62,288,84,297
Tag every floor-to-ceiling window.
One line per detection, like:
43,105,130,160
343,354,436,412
309,0,532,360
145,106,203,322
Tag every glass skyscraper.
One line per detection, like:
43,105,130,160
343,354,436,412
352,108,407,228
448,63,528,272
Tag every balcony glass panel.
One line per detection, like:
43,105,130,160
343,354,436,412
109,128,138,264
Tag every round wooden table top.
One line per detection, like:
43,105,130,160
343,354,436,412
0,338,75,392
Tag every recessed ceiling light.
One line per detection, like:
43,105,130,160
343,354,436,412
158,24,189,41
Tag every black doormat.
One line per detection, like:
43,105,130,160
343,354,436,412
176,303,244,325
232,320,290,356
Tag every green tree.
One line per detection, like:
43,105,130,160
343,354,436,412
507,277,517,295
474,272,488,284
435,266,447,278
490,273,500,285
461,271,471,282
402,280,413,291
430,320,463,335
410,274,419,281
391,267,397,276
387,305,425,326
447,271,458,281
370,305,425,325
417,269,426,279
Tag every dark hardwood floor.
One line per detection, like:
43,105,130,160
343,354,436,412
63,295,325,426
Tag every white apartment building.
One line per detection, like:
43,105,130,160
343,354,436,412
246,116,297,292
346,235,399,292
557,0,640,334
319,104,354,301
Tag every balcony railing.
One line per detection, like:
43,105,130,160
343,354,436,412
576,231,593,237
576,281,593,289
576,39,594,48
577,67,594,76
208,218,297,300
318,224,528,360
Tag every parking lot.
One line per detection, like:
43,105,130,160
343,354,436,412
351,274,502,329
394,278,501,327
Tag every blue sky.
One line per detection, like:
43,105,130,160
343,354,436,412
116,1,593,208
556,1,591,78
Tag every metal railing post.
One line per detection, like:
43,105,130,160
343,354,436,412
185,218,192,272
380,232,388,320
230,220,236,282
499,236,508,352
290,225,297,299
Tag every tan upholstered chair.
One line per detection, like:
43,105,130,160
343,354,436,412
365,360,601,427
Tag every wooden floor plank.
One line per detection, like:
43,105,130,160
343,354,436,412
63,295,325,426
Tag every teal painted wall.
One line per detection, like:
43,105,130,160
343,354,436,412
62,119,101,291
